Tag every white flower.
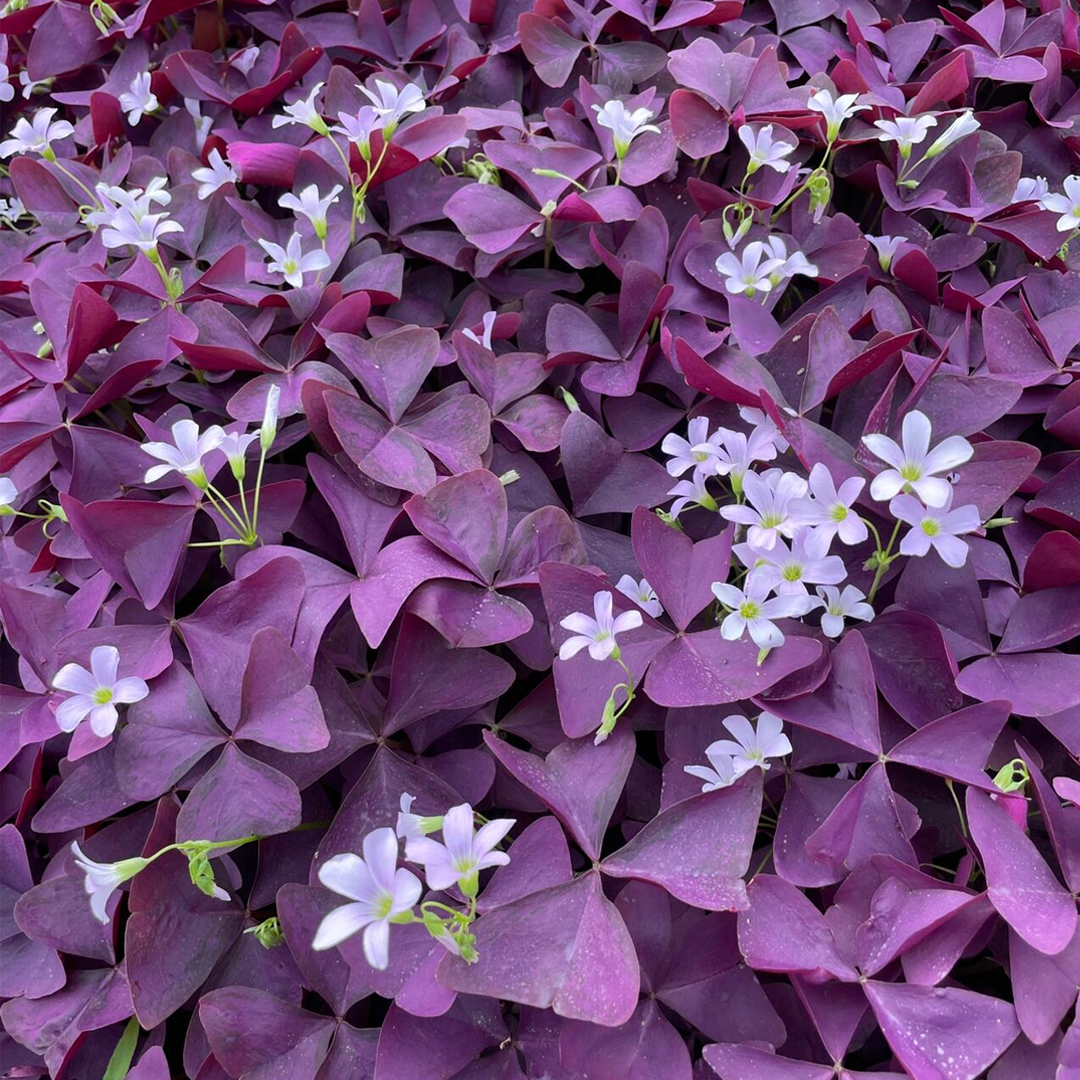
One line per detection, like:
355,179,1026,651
815,584,875,638
1012,176,1048,204
616,575,663,618
461,311,497,351
1040,176,1080,233
0,62,13,104
924,110,979,158
667,469,719,518
713,427,779,493
789,463,868,546
873,114,937,158
684,745,740,792
395,793,444,841
592,100,661,159
734,529,846,597
867,234,905,272
705,712,792,777
259,233,331,288
118,72,159,126
358,79,426,137
229,46,261,76
278,183,342,242
312,828,422,969
89,178,172,230
0,196,23,225
661,416,723,477
862,410,973,507
71,842,151,924
51,645,149,737
739,407,788,453
192,148,237,200
716,240,786,298
807,88,868,143
739,124,795,174
185,98,213,152
332,106,380,157
558,590,642,661
260,383,281,452
711,571,815,650
889,491,981,568
142,418,226,487
18,72,50,100
720,468,808,549
0,476,17,512
405,803,514,897
271,82,327,133
763,236,818,283
0,108,75,159
101,208,183,253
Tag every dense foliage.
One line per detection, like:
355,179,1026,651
1,0,1079,1078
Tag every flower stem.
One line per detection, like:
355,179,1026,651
866,518,902,603
50,159,103,210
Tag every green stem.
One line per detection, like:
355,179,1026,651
250,445,267,539
50,159,103,210
204,482,253,538
866,518,902,603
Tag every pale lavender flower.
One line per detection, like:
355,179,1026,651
706,712,792,777
738,406,788,453
51,646,149,737
332,106,381,157
807,88,868,143
667,469,719,518
924,110,980,158
713,427,779,491
720,469,808,549
738,124,795,174
684,746,739,792
272,82,327,133
71,843,152,924
119,73,158,126
789,463,868,546
358,79,426,136
711,572,815,650
0,476,17,512
0,108,74,158
1041,176,1080,233
889,491,981,568
715,240,786,297
815,584,875,638
405,803,514,896
192,148,237,200
313,828,421,969
259,233,331,288
278,183,342,241
867,234,906,272
862,410,973,507
661,416,723,477
142,418,225,487
462,310,497,351
616,575,663,618
1012,176,1048,205
593,100,660,159
873,114,937,158
734,529,846,597
0,62,12,104
558,591,642,661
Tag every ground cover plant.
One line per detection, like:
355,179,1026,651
1,0,1080,1077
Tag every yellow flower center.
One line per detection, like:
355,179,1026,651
92,687,114,705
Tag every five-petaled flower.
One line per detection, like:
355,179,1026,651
616,575,663,618
593,100,661,160
192,149,237,200
1041,176,1080,233
395,793,443,842
1013,176,1049,204
738,124,795,174
661,416,722,477
720,469,807,549
359,79,426,138
71,843,151,924
118,72,158,126
862,410,973,507
333,106,381,158
0,107,75,159
873,114,937,158
51,645,149,737
101,208,183,253
559,591,643,661
313,828,422,968
706,713,792,777
142,418,226,488
259,233,331,288
279,184,343,242
734,528,846,597
667,470,720,518
790,463,868,546
711,572,815,650
684,745,740,792
272,82,328,134
814,583,875,638
867,234,905,272
889,491,981,568
716,241,786,298
405,803,514,897
807,88,867,143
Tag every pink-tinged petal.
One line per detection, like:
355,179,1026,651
441,804,476,868
899,528,934,558
89,703,119,737
363,919,391,970
89,645,120,687
319,853,378,903
911,475,953,508
837,515,869,545
112,676,149,704
363,827,401,895
900,409,933,460
55,695,94,732
870,470,906,502
611,610,643,635
559,635,593,661
719,505,761,526
313,901,374,951
932,533,970,568
923,434,974,475
592,590,614,629
390,868,422,913
836,475,865,504
52,663,97,696
941,503,981,534
862,433,906,471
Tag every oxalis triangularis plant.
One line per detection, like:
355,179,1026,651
2,2,1080,1079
